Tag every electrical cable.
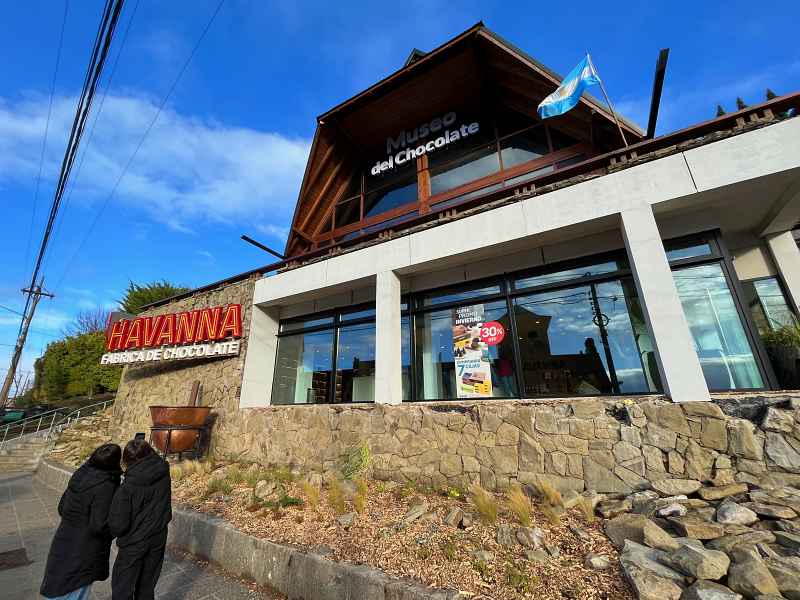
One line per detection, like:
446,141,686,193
24,0,70,286
53,0,227,293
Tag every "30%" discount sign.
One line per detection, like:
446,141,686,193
479,321,505,346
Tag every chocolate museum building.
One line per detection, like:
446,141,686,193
108,24,800,491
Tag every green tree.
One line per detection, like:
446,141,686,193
119,280,190,314
736,97,747,111
716,104,726,117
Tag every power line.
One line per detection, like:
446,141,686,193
43,0,141,275
24,0,70,285
53,0,227,293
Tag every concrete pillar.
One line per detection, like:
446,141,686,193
239,304,280,408
375,270,403,405
766,231,800,313
621,206,711,402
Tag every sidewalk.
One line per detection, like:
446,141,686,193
0,472,278,600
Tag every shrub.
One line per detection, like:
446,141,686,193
533,478,563,508
577,496,596,523
301,480,321,511
541,502,564,525
472,559,492,583
169,464,184,482
354,478,368,514
205,477,233,498
763,322,800,348
327,478,347,515
245,465,267,488
440,539,458,561
506,563,533,593
506,484,532,527
270,466,294,483
225,464,247,486
469,483,498,525
341,442,371,480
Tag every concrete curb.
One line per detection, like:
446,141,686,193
35,459,462,600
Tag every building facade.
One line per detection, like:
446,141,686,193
232,24,800,410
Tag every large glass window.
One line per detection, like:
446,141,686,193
272,330,335,405
672,263,764,390
429,143,501,196
514,279,656,396
741,277,795,334
415,299,518,400
500,126,549,170
364,168,417,219
335,322,375,403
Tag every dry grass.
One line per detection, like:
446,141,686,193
577,496,597,524
327,478,347,515
205,477,233,498
540,502,565,526
533,478,563,508
170,463,185,482
300,480,321,512
506,485,532,527
469,483,498,525
354,478,368,514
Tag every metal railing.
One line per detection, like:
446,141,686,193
0,399,114,451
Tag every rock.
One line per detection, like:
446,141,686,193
630,490,662,510
681,580,743,600
544,541,561,558
583,458,633,494
337,512,357,529
762,408,795,433
524,549,549,563
659,503,689,518
653,479,703,497
598,498,632,518
471,550,494,562
254,479,276,499
516,527,544,549
765,557,800,600
727,556,780,598
765,433,800,473
707,532,777,553
743,502,798,520
644,519,680,552
774,531,800,551
729,420,763,460
585,553,612,570
717,502,759,526
605,513,650,549
496,523,515,547
666,544,731,580
443,507,464,527
669,516,725,540
460,513,474,528
570,524,592,542
401,500,429,527
620,541,686,600
562,489,583,509
699,484,749,501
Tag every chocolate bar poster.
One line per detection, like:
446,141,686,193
452,304,493,398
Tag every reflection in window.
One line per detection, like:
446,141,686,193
422,283,502,307
272,330,334,404
402,316,412,401
430,143,501,196
280,316,334,333
335,196,360,228
365,169,417,218
415,300,518,400
513,279,656,397
515,260,628,290
742,278,795,334
665,241,713,262
500,126,549,170
673,263,764,389
335,322,375,403
549,128,579,151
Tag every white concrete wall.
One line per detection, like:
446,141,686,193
374,271,403,405
731,245,776,281
767,231,800,312
239,305,280,408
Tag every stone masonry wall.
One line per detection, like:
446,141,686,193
109,277,255,448
214,394,800,494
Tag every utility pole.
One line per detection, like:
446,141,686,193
1,282,54,406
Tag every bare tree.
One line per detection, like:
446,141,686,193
63,307,112,337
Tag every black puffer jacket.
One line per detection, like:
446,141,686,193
40,464,121,597
109,453,172,548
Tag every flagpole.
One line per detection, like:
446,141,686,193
587,53,629,148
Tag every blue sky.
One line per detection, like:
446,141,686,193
1,0,798,377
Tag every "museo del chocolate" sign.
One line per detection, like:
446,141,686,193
100,304,243,365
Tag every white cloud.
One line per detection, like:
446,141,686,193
256,223,290,243
0,92,311,232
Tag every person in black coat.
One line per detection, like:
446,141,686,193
109,439,172,600
41,443,122,600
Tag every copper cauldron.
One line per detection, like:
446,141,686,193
149,406,211,453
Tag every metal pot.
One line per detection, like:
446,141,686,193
149,405,211,453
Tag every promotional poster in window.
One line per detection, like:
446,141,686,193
452,305,505,398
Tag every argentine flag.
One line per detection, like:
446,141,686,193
538,55,600,119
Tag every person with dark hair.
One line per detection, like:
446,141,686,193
109,439,172,600
41,443,122,600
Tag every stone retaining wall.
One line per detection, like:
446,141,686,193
213,394,800,494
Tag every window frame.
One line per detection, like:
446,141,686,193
740,275,797,333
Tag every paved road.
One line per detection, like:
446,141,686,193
0,472,278,600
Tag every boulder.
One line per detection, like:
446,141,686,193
707,531,776,554
774,531,800,551
765,557,800,600
653,479,703,497
743,502,798,520
762,408,795,433
515,527,544,549
583,458,633,494
605,513,650,549
716,502,759,526
598,498,633,519
765,433,800,473
728,420,763,460
471,549,494,562
727,556,780,598
337,512,357,529
254,479,276,499
668,516,725,540
524,549,549,563
620,541,686,600
659,503,689,518
699,484,749,501
666,544,730,581
496,524,515,547
401,500,429,527
443,507,464,527
585,553,612,570
644,519,680,552
680,581,743,600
